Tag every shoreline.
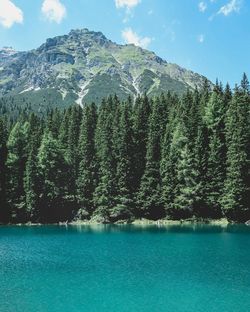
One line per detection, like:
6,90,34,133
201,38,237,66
69,218,230,226
1,218,240,226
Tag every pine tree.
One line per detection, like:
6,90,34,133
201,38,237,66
161,95,178,217
93,99,116,222
161,91,200,219
204,90,227,217
66,105,82,199
76,103,98,219
6,121,29,222
111,102,134,221
59,107,71,149
133,95,151,192
178,90,196,142
137,99,165,220
24,145,39,221
161,123,190,218
194,122,210,217
222,81,250,221
0,118,8,222
24,114,43,221
173,142,199,218
37,130,70,223
46,108,62,139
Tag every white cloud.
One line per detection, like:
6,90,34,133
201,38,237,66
198,2,207,12
115,0,141,10
122,28,151,48
0,0,23,28
42,0,66,23
198,34,205,43
116,0,141,23
217,0,242,16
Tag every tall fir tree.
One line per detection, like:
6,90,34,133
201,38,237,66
59,107,71,149
76,103,98,218
194,122,210,217
93,99,116,222
161,123,192,218
222,80,250,221
0,118,8,222
111,102,134,221
137,98,165,220
204,90,227,217
133,95,151,192
6,121,29,222
37,130,70,222
173,142,199,218
66,105,82,199
24,114,43,221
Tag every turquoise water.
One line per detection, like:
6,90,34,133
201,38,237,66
0,225,250,312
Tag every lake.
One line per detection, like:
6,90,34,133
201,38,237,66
0,224,250,312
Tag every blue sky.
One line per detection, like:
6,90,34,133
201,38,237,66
0,0,249,86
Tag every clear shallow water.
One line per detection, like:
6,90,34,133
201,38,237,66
0,225,250,312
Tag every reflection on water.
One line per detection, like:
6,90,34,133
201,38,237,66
1,223,249,236
70,223,250,234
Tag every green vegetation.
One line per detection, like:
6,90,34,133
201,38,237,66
0,29,208,106
0,74,249,224
0,89,74,119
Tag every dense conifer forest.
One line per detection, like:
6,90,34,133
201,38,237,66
0,74,249,224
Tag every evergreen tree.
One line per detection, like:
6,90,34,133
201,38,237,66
37,130,70,222
46,108,62,138
24,114,42,221
76,103,98,218
93,100,116,222
66,105,82,199
59,107,71,149
161,123,191,218
111,102,134,221
173,142,199,218
133,95,151,192
6,121,29,222
204,90,227,217
194,122,210,217
161,98,178,217
137,99,165,220
162,91,200,218
178,90,197,143
0,118,8,222
222,83,250,221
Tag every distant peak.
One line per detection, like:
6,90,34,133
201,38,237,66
69,28,90,35
0,46,17,56
68,28,108,40
0,46,16,52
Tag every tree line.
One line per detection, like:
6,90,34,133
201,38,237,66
0,74,249,223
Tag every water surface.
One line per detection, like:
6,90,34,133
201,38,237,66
0,224,250,312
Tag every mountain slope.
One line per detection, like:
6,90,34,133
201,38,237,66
0,29,209,108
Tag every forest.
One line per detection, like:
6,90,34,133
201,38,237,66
0,74,249,224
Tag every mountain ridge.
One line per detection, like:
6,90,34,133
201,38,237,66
0,28,210,108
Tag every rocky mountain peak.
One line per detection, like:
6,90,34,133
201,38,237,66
0,28,210,110
37,28,112,53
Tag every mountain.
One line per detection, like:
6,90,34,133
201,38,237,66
0,29,209,111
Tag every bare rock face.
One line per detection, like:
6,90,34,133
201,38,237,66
0,28,211,107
